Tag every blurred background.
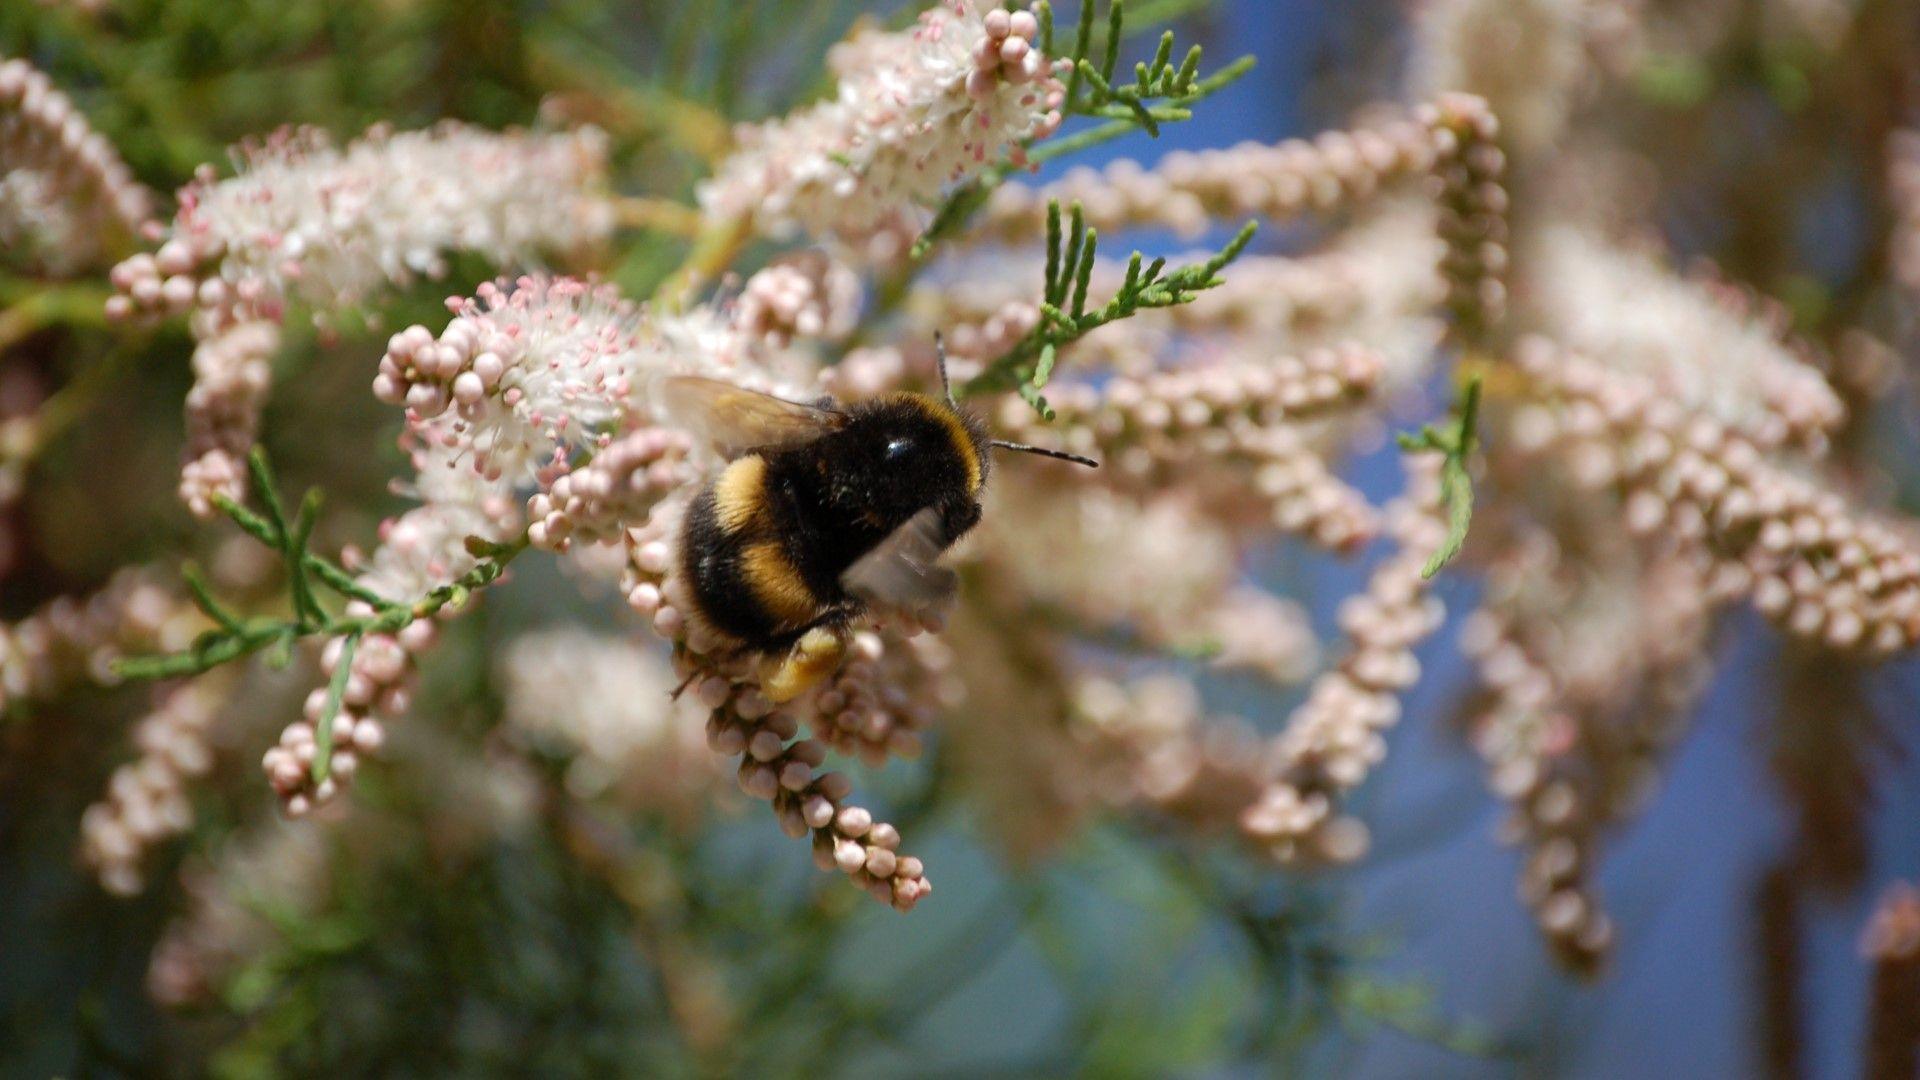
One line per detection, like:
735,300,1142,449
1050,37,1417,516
4,0,1919,1076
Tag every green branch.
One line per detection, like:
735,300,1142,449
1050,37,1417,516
962,201,1258,410
111,448,527,681
1396,376,1483,578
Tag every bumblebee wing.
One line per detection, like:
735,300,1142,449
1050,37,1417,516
660,376,844,456
841,506,958,614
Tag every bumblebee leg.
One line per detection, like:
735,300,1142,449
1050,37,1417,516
761,625,847,703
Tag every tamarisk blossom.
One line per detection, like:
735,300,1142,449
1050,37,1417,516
378,276,818,496
995,344,1386,551
1511,338,1920,655
81,672,235,895
1532,228,1844,451
1459,536,1717,973
980,108,1453,240
377,277,658,488
176,321,279,518
0,568,198,712
699,1,1066,246
499,629,721,813
109,123,611,326
0,57,154,270
1240,454,1450,864
732,252,863,346
106,123,611,516
974,94,1501,262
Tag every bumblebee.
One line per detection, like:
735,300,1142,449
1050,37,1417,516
663,340,1095,701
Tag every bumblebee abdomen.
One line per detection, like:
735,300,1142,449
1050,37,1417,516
682,455,835,649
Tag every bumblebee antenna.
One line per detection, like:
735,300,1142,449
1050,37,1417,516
933,332,955,406
990,439,1099,468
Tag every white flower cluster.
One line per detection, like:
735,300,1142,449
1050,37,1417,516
377,277,659,486
109,123,611,325
1533,228,1845,450
499,628,720,811
699,1,1065,245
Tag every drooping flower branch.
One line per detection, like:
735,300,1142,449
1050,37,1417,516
1239,453,1452,864
0,56,155,270
81,671,237,895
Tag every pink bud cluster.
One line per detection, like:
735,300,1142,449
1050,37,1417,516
732,253,862,346
968,8,1047,98
805,630,959,766
994,347,1385,551
698,1,1065,245
259,443,518,814
1240,454,1449,863
978,94,1495,242
178,321,280,518
1452,520,1716,975
1513,338,1920,656
0,57,155,261
1460,619,1613,972
106,125,609,511
694,674,931,910
1424,93,1508,342
0,568,197,711
1168,240,1447,354
263,623,433,815
528,428,695,551
80,673,233,895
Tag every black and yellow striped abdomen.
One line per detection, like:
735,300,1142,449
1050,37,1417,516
681,455,832,648
677,391,994,654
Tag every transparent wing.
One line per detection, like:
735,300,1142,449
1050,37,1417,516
659,376,844,456
841,506,959,614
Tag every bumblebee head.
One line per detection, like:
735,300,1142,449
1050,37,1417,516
931,333,1099,472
